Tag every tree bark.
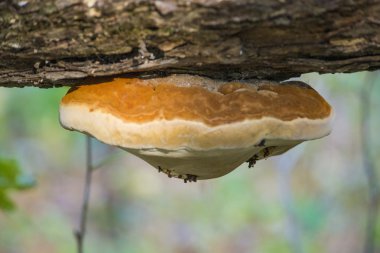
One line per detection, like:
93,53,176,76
1,0,380,87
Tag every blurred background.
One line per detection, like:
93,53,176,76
0,71,379,253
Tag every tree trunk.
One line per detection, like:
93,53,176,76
1,0,380,87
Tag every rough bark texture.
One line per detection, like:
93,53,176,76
1,0,380,87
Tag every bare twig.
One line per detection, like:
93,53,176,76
275,147,304,253
74,136,93,253
361,74,380,253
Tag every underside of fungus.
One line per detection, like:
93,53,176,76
59,74,333,181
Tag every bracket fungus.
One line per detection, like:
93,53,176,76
59,75,333,182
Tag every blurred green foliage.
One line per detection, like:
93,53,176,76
0,158,35,211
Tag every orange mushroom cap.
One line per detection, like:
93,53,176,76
60,75,333,181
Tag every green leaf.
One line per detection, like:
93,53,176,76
0,159,19,189
0,158,35,190
0,157,36,211
0,191,15,211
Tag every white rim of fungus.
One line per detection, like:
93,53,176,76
60,103,333,151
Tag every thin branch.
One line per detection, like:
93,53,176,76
74,136,93,253
361,74,380,253
275,147,304,253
